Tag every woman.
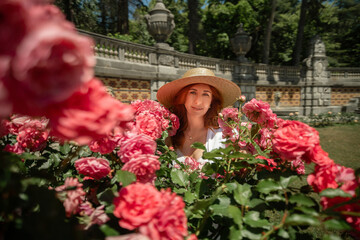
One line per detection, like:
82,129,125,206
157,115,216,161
156,68,241,165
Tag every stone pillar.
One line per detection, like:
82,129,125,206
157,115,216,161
301,35,331,115
233,63,257,105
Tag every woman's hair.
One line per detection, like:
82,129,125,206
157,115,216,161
170,84,223,148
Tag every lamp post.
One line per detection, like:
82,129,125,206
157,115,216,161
230,23,252,62
145,0,175,50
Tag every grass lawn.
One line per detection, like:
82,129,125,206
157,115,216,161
316,123,360,170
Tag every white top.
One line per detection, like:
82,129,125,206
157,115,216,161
175,128,225,166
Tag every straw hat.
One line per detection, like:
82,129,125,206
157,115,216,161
157,68,241,108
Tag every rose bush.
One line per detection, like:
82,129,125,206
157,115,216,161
0,1,359,240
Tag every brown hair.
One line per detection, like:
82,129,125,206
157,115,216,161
170,84,223,148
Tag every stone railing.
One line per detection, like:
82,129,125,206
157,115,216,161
79,29,360,85
329,67,360,85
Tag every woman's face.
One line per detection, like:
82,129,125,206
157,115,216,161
184,84,212,117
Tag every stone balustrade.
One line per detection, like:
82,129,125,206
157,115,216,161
78,29,360,115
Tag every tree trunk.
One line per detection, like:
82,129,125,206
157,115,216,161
188,0,200,54
293,0,308,66
63,0,73,22
262,0,277,64
118,0,129,34
99,0,108,34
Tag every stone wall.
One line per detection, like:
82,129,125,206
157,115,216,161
79,30,360,116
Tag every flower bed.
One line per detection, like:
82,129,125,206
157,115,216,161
0,1,359,240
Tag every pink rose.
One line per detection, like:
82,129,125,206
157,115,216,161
106,234,151,240
242,99,277,128
5,24,95,115
218,108,240,138
135,111,163,140
167,113,180,137
257,128,273,150
0,0,28,57
122,154,160,184
139,189,188,240
89,134,121,154
75,157,111,180
47,79,135,145
113,183,162,230
304,144,334,166
55,177,86,217
118,133,157,163
272,120,320,161
307,164,339,193
4,143,24,154
291,159,305,175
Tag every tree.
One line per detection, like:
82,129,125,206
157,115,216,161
262,0,277,64
292,0,308,66
187,0,201,54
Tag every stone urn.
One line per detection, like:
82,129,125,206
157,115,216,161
230,23,252,62
145,0,175,49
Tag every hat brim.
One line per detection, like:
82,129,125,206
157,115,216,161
156,75,241,108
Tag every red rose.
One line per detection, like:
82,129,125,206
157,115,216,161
139,189,188,240
5,24,95,115
122,154,160,184
118,133,157,163
47,79,135,145
75,157,111,180
272,120,320,161
307,164,339,193
304,144,334,166
135,111,163,140
242,99,277,128
113,183,162,230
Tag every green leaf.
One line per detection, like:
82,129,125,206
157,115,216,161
248,198,265,208
294,206,319,217
60,143,71,155
203,151,223,159
228,205,243,226
244,211,271,229
320,188,352,198
99,224,119,236
265,194,285,202
229,226,242,240
38,160,51,170
184,191,196,204
278,229,289,239
228,151,251,159
191,142,206,151
241,229,262,239
256,179,282,194
289,194,315,207
324,219,352,231
20,153,46,160
115,170,136,187
285,214,320,226
173,188,187,194
280,176,298,188
170,168,189,187
234,183,252,206
210,203,229,217
224,182,237,193
49,154,61,167
322,234,342,240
